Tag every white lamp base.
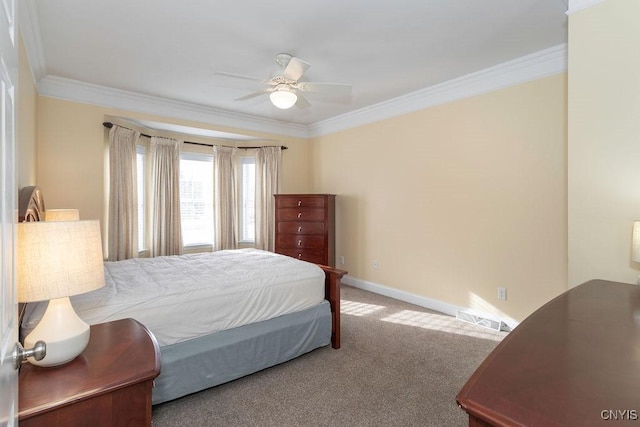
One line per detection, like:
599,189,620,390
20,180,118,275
24,297,90,367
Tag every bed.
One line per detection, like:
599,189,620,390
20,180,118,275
18,186,346,404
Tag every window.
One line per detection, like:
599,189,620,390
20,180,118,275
136,145,257,252
136,146,146,251
179,153,214,247
239,156,256,243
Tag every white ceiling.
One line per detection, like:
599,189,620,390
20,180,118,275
24,0,568,134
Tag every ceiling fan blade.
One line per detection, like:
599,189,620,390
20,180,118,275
283,57,311,81
295,92,311,109
216,71,266,83
235,88,273,101
296,81,352,95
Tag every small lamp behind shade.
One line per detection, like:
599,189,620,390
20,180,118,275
45,209,80,221
632,221,640,263
18,220,105,367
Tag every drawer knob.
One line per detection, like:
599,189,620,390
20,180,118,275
297,253,302,258
298,226,302,232
298,200,302,207
297,212,302,218
298,240,302,246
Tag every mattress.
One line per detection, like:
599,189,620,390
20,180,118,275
22,249,325,347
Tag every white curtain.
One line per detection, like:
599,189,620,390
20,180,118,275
149,136,183,257
107,125,140,261
255,146,281,251
213,146,238,251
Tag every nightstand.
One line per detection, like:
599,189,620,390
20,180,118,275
19,318,160,427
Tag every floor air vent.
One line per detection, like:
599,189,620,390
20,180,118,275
456,310,509,332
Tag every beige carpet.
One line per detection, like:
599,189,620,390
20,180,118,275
152,285,505,426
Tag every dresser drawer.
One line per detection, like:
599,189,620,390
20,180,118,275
276,196,325,209
277,248,327,265
277,208,325,222
277,222,325,235
277,235,325,249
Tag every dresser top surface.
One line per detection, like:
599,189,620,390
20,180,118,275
274,194,335,197
456,279,640,426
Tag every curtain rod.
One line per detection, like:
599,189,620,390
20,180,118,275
102,122,287,150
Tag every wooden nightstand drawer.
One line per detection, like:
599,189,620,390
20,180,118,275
19,319,160,427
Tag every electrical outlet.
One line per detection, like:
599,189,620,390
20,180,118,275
339,256,345,265
497,287,507,301
373,260,379,270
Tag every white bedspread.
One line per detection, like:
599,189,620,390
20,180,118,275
22,249,325,347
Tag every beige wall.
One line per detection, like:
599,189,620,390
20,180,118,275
36,97,312,225
17,35,37,188
27,44,569,323
568,0,640,286
311,74,568,322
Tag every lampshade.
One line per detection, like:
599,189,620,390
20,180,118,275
18,220,105,367
45,208,80,221
632,221,640,263
18,220,105,302
270,88,297,109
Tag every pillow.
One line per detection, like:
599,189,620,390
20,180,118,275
20,301,48,341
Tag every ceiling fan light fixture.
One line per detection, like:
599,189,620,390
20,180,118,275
270,88,297,109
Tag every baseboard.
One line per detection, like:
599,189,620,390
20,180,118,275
341,275,519,330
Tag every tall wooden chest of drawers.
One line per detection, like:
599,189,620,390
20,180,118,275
274,194,335,266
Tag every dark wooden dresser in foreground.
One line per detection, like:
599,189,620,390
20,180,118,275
275,194,336,266
457,279,640,426
19,318,160,427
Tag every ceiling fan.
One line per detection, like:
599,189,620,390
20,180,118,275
216,53,351,110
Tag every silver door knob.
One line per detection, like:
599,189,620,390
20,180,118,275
13,341,46,370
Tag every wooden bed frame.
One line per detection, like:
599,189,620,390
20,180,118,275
318,264,347,349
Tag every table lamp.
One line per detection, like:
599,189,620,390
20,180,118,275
18,220,105,367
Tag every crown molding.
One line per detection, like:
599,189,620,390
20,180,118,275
18,0,47,82
38,76,310,139
566,0,609,15
308,43,567,137
36,42,567,140
25,11,566,142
